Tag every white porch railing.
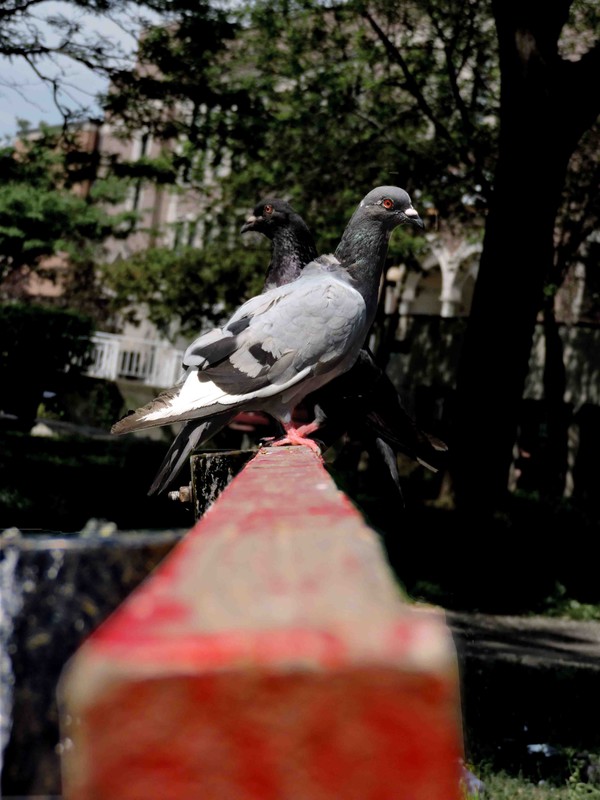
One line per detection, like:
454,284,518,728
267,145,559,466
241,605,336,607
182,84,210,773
86,332,184,388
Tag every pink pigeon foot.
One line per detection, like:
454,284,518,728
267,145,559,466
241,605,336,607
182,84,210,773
268,423,322,455
292,421,321,437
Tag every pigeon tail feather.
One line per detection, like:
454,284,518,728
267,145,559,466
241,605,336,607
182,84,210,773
147,415,234,496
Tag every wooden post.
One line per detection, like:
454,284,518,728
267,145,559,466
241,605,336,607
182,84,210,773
58,446,464,800
190,449,255,518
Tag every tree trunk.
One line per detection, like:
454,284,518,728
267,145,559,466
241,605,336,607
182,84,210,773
540,295,569,500
449,0,600,513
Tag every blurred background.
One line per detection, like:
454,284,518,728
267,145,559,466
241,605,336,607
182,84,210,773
2,3,600,798
0,0,599,610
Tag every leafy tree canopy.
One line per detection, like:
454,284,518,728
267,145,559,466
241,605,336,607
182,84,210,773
0,122,136,299
103,0,499,232
2,0,599,511
98,0,500,330
97,0,600,514
101,237,273,340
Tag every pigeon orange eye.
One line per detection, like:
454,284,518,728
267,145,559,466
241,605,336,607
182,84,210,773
382,198,394,210
264,204,274,214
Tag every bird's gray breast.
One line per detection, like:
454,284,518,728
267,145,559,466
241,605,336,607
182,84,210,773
241,271,367,379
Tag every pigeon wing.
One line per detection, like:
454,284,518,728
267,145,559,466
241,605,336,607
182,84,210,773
310,347,448,472
112,272,366,435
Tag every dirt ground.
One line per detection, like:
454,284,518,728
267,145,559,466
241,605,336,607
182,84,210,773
444,610,600,769
446,610,600,669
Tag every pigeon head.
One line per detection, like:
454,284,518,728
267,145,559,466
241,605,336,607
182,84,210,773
357,186,424,230
241,196,318,291
334,185,424,316
240,198,301,235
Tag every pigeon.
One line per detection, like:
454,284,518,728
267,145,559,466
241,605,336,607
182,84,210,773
144,195,446,496
111,186,424,472
307,348,447,472
239,200,446,473
145,198,319,496
242,198,318,290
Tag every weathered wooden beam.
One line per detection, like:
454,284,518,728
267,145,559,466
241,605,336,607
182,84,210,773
190,448,255,518
167,450,255,517
58,446,464,799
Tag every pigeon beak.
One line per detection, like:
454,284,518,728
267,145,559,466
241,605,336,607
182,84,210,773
403,206,425,230
241,215,259,234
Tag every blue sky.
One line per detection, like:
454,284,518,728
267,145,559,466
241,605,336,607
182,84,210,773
0,2,148,140
0,56,106,140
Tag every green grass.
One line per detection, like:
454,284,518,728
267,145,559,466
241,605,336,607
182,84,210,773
465,761,600,798
538,583,600,622
0,425,194,532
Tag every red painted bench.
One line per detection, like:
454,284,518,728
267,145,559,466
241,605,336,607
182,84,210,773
58,446,464,799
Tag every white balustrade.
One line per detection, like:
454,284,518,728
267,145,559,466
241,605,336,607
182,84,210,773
86,332,184,388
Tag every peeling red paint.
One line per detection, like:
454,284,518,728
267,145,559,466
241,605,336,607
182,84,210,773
91,628,348,670
60,446,463,800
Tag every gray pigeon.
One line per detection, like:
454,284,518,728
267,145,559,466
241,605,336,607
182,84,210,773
147,195,445,496
145,198,319,496
111,186,424,462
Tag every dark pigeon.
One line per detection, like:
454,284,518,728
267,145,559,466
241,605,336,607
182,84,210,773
111,186,424,481
241,198,318,290
242,200,447,475
308,348,447,471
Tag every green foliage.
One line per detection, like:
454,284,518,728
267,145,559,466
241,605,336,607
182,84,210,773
2,2,598,522
0,302,95,422
0,181,114,275
540,583,600,622
0,301,94,374
217,0,498,228
97,0,499,249
0,427,192,531
0,123,136,290
103,1,241,138
100,0,483,324
466,760,600,799
100,238,269,337
39,375,127,430
110,152,179,184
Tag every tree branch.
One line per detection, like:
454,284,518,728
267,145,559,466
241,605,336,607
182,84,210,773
362,6,493,197
361,7,455,147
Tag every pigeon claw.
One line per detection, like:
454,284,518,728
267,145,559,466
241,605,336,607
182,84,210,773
269,423,322,455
